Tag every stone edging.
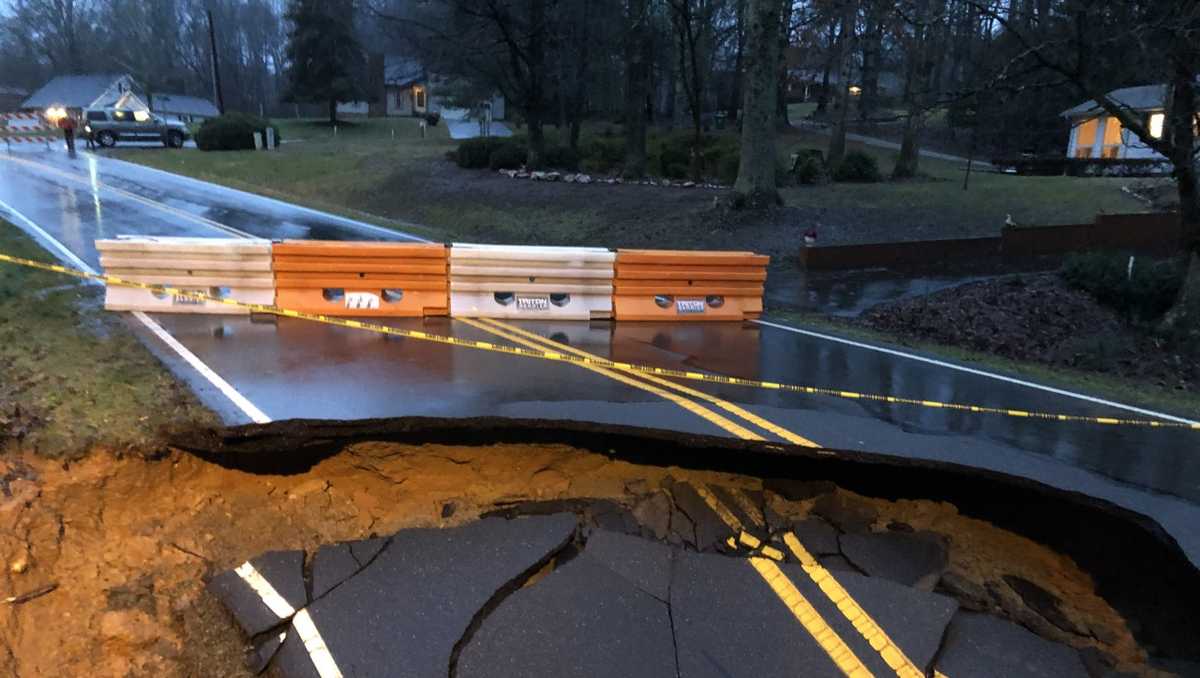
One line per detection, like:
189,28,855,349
496,168,727,190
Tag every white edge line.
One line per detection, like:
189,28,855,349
0,197,271,425
131,311,271,424
235,562,344,678
0,200,95,273
753,318,1198,426
94,153,431,243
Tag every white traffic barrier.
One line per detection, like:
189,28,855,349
96,237,274,314
449,243,615,320
1,112,56,148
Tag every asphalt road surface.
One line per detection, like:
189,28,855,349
1,145,1198,573
207,483,1095,678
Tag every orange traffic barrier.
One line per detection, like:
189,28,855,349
96,237,274,314
273,240,448,317
613,249,769,321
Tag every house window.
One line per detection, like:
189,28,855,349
1099,116,1122,158
1149,112,1165,138
414,86,426,109
1073,118,1098,158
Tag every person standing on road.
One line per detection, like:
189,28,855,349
84,115,96,150
57,112,77,156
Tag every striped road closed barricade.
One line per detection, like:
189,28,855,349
97,237,274,314
613,249,769,321
1,112,57,147
272,240,449,317
449,243,615,320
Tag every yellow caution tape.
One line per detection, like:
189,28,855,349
1,250,1195,432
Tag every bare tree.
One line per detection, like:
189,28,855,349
624,0,653,178
825,0,856,168
732,0,785,207
8,0,95,73
893,0,931,178
667,0,715,179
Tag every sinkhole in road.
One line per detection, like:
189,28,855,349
0,417,1196,676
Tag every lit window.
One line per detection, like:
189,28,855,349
1149,112,1164,138
848,85,862,96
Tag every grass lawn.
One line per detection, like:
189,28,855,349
768,309,1200,420
111,116,1147,251
774,127,1145,233
0,220,217,458
115,117,454,241
787,102,818,120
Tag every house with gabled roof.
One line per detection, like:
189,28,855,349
21,73,147,116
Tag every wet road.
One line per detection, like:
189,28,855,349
2,146,1198,567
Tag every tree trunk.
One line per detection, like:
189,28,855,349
528,115,546,168
526,0,547,168
775,0,793,130
328,98,337,125
826,0,856,170
893,112,924,178
732,0,783,209
859,0,884,120
623,0,651,179
1161,54,1200,337
729,0,745,122
893,0,929,179
816,20,836,114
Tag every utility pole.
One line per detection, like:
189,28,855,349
207,9,226,114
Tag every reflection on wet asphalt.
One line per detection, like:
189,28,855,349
2,147,1198,564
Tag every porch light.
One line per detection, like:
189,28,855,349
848,86,862,96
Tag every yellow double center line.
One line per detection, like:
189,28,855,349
467,318,932,678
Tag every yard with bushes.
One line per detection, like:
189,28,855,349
111,116,1148,255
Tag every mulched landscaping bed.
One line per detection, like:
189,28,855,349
852,274,1197,393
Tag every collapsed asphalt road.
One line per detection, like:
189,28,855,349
208,488,1117,678
189,417,1200,677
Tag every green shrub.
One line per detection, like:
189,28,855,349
456,137,505,169
832,151,881,182
654,133,697,177
488,140,527,170
794,154,826,185
717,152,740,185
579,137,625,174
542,144,580,171
1061,252,1186,323
195,113,281,151
662,162,690,180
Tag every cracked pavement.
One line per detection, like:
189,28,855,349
210,478,1111,678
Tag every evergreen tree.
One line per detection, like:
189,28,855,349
284,0,366,125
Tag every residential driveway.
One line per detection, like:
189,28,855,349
445,117,513,140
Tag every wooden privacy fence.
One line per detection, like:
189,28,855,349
798,213,1183,271
449,243,616,320
272,241,448,317
614,249,769,321
97,237,274,314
